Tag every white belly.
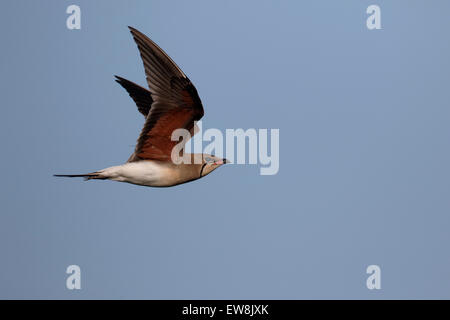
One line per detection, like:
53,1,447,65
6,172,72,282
100,161,177,187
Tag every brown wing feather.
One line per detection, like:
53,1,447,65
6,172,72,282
136,106,197,160
127,27,204,162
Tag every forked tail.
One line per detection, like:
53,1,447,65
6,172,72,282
53,172,104,181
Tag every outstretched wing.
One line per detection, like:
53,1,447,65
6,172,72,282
127,27,204,162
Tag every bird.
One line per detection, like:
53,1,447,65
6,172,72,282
54,26,228,187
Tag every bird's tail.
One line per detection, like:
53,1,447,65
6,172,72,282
53,172,105,181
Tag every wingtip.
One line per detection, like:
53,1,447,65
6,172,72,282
128,26,148,39
114,75,132,85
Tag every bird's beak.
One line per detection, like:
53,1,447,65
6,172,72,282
214,158,229,165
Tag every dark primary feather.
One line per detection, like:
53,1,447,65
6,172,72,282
115,75,153,117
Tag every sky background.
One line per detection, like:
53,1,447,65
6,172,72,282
1,0,450,299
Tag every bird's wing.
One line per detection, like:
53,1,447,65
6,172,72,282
127,27,204,162
115,75,153,117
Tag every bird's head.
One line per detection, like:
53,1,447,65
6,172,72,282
199,155,229,177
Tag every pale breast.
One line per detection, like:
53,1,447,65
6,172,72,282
115,161,196,187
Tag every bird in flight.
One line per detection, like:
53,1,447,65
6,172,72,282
55,27,228,187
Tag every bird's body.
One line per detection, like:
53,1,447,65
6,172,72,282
98,161,184,187
55,27,227,187
90,158,210,187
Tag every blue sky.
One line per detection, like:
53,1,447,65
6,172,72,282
1,0,450,299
